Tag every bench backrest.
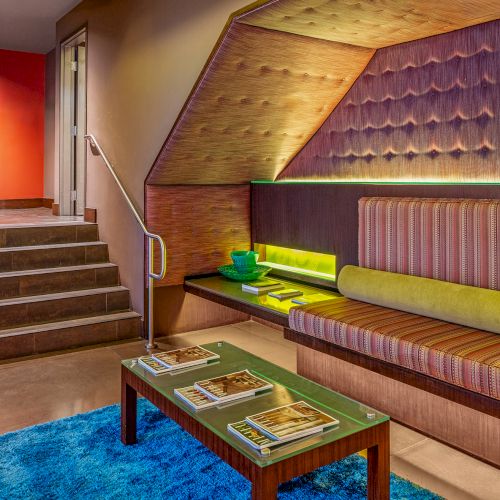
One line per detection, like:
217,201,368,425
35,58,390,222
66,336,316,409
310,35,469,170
358,197,500,290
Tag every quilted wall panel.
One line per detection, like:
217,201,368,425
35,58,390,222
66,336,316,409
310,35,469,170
147,22,373,185
278,20,500,183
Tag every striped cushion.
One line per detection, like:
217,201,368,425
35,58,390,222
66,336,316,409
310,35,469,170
359,197,500,290
289,298,500,399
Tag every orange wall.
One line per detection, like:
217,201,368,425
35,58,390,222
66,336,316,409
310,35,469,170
0,49,45,200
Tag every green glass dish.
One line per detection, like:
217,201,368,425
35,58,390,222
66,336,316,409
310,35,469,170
218,264,271,281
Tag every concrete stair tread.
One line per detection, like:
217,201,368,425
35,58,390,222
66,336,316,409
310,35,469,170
0,263,117,278
0,286,129,306
0,311,142,339
0,241,106,253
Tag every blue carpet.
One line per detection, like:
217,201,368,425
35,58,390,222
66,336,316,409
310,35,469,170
0,399,441,499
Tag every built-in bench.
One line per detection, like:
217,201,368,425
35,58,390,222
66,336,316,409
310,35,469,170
286,197,500,466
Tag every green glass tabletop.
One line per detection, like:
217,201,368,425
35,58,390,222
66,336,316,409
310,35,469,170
122,342,388,467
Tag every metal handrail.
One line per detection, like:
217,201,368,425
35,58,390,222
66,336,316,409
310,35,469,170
84,133,166,349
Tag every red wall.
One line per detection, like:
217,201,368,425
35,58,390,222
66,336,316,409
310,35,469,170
0,49,45,200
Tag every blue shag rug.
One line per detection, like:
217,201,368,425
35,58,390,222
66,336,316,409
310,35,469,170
0,399,441,499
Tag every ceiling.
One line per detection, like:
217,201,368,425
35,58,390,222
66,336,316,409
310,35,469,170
237,0,500,48
148,0,500,185
0,0,82,53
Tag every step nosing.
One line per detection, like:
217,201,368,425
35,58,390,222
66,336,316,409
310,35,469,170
0,286,129,305
0,263,117,278
0,222,95,229
0,241,106,252
0,311,141,337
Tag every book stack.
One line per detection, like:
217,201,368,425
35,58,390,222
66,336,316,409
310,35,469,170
138,345,220,376
174,370,273,410
227,401,339,454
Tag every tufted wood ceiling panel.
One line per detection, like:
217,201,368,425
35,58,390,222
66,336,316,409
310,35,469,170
278,20,500,182
147,22,373,185
238,0,500,48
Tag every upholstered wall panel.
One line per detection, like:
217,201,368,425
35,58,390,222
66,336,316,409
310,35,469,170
239,0,500,48
278,21,500,182
145,185,250,285
147,22,373,185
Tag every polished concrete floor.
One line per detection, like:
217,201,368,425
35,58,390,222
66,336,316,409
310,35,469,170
0,207,83,227
0,320,498,499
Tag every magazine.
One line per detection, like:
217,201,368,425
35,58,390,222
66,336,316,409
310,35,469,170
268,288,303,300
241,280,284,295
291,293,335,305
194,370,273,402
246,401,339,441
227,420,326,454
138,356,171,376
174,386,220,410
152,345,219,370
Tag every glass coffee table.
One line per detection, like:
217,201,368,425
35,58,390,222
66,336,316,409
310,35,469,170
121,342,390,499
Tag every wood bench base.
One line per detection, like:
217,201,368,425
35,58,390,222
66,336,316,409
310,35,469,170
292,340,500,467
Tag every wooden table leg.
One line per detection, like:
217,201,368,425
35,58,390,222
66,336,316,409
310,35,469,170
367,421,390,500
252,467,278,500
121,379,137,445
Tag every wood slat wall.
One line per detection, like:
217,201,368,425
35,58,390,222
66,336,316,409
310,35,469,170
145,185,251,286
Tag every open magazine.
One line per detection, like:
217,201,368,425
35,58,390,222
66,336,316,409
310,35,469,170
228,401,339,453
152,345,219,370
195,370,273,401
174,370,273,410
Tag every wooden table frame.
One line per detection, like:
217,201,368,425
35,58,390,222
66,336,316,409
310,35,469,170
121,365,390,499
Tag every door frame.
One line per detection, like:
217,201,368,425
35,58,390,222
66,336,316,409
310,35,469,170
59,28,87,216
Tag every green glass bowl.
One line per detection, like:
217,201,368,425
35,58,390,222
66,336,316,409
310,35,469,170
218,264,271,282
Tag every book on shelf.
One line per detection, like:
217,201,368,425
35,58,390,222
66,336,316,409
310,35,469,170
138,356,171,376
267,288,303,300
245,401,339,441
174,386,220,410
152,345,219,370
194,370,273,402
241,279,284,295
291,293,334,305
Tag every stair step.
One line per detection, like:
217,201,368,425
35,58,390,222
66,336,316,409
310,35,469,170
0,263,119,299
0,223,98,248
0,311,142,360
0,242,109,272
0,286,131,330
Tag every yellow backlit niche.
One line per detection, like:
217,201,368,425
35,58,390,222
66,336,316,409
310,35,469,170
254,244,336,281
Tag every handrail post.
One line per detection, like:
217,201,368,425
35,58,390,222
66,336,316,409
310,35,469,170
84,133,166,351
146,237,157,349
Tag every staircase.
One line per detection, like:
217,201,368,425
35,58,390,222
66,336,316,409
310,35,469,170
0,222,142,360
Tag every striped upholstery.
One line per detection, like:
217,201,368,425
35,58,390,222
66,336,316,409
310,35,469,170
289,298,500,399
359,198,500,290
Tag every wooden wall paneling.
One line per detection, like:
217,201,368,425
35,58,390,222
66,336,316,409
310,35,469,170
154,285,248,336
238,0,500,48
296,344,500,466
251,183,500,275
278,20,500,182
147,23,373,185
145,185,251,286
